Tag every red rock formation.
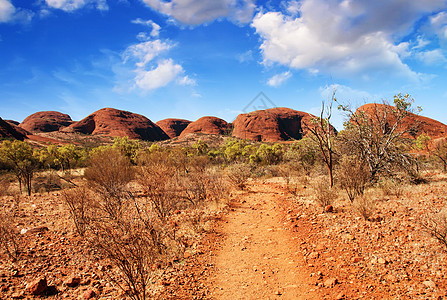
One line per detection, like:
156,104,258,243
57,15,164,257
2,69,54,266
179,116,231,138
19,111,73,133
61,108,169,141
232,107,334,142
156,118,191,139
0,117,27,140
356,103,447,139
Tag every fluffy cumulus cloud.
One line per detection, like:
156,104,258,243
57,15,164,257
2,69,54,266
252,0,447,79
0,0,15,22
45,0,108,12
267,71,292,87
135,59,184,90
122,23,195,91
142,0,256,25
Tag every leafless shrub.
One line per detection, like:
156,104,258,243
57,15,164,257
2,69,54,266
89,198,172,300
313,177,338,208
0,211,22,261
422,208,447,249
205,167,230,205
85,148,134,220
276,163,301,195
378,178,404,198
61,187,91,236
337,155,370,202
353,193,376,220
226,163,251,190
0,177,10,197
137,152,181,220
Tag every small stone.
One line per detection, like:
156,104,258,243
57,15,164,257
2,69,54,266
65,275,81,287
324,205,334,213
423,280,436,289
352,257,363,263
308,252,319,259
323,278,338,287
26,277,48,295
184,251,191,259
377,258,387,265
83,289,97,299
336,292,346,300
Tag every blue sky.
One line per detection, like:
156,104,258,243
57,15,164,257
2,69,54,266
1,0,447,130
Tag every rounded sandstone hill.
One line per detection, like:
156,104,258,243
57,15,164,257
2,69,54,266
156,118,192,139
0,117,27,140
61,108,169,141
232,107,334,142
356,103,447,139
19,111,73,133
179,116,231,138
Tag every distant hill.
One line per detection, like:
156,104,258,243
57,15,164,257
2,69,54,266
156,118,191,139
179,116,231,138
19,111,73,133
356,103,447,139
0,117,27,140
232,107,337,142
61,108,169,141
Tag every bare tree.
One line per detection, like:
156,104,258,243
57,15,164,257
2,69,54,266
338,93,420,182
308,90,337,187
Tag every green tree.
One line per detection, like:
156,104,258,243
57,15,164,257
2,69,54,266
112,136,141,164
0,140,38,196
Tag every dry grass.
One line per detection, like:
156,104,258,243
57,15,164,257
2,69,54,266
226,163,251,190
353,192,376,220
312,177,338,208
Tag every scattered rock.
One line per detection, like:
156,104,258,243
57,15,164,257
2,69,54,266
324,205,334,213
83,289,97,299
65,275,81,287
423,280,437,289
352,257,363,263
323,278,338,287
26,277,48,295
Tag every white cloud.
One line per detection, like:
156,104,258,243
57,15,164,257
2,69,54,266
177,75,196,86
45,0,108,12
0,0,15,22
123,39,173,68
141,0,255,25
135,59,184,90
132,18,161,37
416,49,447,65
252,0,447,80
267,71,292,87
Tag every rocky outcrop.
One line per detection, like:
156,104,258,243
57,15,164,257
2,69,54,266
156,118,191,139
356,103,447,139
61,108,169,141
179,116,231,138
232,107,334,142
0,117,27,140
19,111,73,133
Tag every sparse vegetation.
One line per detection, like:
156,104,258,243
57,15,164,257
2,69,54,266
337,155,370,202
312,177,338,208
226,163,251,190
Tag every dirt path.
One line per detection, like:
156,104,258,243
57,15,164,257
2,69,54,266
209,180,319,300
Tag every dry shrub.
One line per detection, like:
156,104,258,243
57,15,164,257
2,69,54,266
313,177,338,208
0,177,10,197
205,167,230,205
85,148,134,220
89,197,174,300
62,187,91,236
137,152,181,220
353,193,376,220
378,178,404,198
0,211,22,261
337,155,370,202
226,163,251,190
276,163,301,195
423,208,447,250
